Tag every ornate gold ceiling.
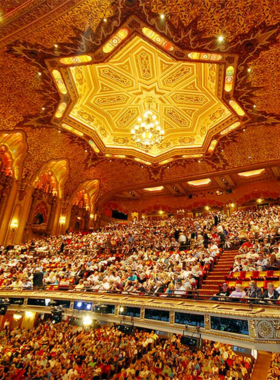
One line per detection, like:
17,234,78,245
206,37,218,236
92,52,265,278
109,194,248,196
1,0,280,206
43,18,246,162
67,36,233,158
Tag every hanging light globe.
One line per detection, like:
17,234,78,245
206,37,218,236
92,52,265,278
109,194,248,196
131,109,164,151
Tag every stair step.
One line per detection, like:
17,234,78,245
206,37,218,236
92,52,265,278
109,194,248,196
207,276,226,280
211,271,229,274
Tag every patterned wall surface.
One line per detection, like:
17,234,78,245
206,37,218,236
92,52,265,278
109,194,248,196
0,0,280,205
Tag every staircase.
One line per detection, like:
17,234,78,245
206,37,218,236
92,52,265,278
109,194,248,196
199,250,238,299
251,351,272,380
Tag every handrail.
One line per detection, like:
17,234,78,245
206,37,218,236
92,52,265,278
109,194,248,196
1,287,280,306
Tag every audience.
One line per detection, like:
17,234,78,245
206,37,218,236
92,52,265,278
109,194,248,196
1,205,280,303
0,321,254,380
268,353,280,380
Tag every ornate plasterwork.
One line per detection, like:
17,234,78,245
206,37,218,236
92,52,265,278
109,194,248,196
1,1,280,204
68,36,232,158
0,131,27,180
31,159,69,198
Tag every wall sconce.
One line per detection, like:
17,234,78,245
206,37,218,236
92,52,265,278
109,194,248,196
120,306,124,313
257,198,263,203
13,314,22,321
177,209,185,215
230,203,235,208
77,216,81,220
205,206,210,211
10,219,19,229
90,214,94,219
59,216,66,224
25,311,35,318
159,210,164,215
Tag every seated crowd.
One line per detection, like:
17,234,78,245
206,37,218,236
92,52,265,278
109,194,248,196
0,214,224,296
0,205,280,301
220,207,280,302
211,281,280,303
0,321,254,380
267,353,280,380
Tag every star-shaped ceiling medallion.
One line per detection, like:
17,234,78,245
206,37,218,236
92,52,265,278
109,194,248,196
45,17,249,165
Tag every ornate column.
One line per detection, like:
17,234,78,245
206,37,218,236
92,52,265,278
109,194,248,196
46,194,58,235
22,188,43,242
0,174,13,225
4,177,32,245
84,210,90,230
58,196,71,234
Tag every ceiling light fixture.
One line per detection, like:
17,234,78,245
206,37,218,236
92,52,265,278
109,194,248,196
131,109,164,151
160,14,165,19
218,35,224,42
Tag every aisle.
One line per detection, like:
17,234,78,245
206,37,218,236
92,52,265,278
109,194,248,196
199,250,238,298
251,351,271,380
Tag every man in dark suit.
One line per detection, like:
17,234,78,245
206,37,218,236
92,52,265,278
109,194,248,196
214,214,220,226
33,268,44,289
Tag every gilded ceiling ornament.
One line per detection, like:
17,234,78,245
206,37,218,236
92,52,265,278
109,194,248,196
112,137,129,145
1,4,280,201
178,136,195,145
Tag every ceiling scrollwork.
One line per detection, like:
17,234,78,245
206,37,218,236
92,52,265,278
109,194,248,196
0,0,280,205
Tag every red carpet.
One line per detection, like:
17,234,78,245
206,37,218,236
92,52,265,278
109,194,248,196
251,351,271,380
199,250,238,298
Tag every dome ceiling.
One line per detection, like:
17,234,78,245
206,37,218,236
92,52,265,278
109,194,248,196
66,36,233,159
1,0,280,204
44,19,247,163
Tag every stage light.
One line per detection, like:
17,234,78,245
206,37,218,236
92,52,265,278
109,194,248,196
86,304,91,310
83,316,93,326
77,302,82,308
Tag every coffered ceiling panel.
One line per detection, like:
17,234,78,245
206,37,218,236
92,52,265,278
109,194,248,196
59,34,237,160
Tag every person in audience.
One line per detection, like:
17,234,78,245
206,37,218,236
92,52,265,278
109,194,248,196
244,281,262,300
265,253,280,270
210,283,231,301
229,284,246,300
262,283,279,304
256,253,268,270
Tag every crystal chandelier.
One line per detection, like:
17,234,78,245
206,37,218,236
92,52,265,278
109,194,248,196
131,110,164,151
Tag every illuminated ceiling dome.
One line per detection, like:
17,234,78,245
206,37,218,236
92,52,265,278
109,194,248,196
47,24,245,163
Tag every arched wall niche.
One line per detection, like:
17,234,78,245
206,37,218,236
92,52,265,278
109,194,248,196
71,179,100,213
31,159,69,198
68,180,100,231
0,131,26,180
